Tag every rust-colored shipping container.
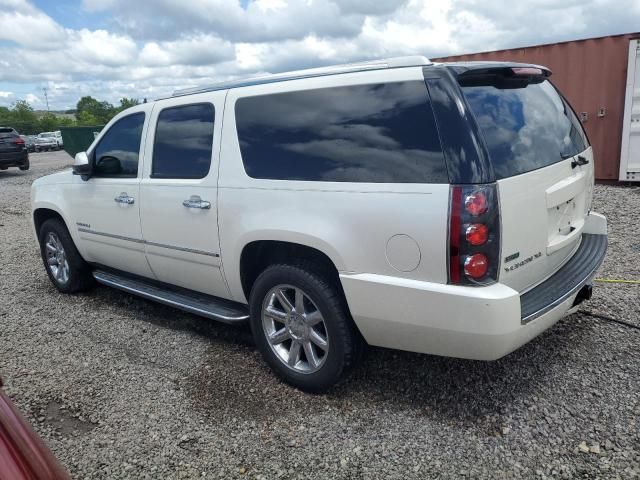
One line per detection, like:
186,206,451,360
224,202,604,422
434,33,640,181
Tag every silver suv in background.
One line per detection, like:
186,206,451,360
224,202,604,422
35,132,60,152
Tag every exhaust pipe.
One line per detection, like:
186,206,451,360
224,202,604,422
572,284,593,308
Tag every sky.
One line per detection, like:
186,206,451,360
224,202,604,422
0,0,638,110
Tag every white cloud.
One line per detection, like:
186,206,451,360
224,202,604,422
0,0,638,109
139,35,235,67
67,29,138,66
0,0,65,48
0,91,13,98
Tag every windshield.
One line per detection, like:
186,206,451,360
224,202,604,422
462,80,589,179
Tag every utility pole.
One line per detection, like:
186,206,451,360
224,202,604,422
42,87,50,112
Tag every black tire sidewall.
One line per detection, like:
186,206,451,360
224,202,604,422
249,264,354,392
39,218,92,293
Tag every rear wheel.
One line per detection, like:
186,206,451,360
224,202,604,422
39,218,94,293
249,264,362,392
19,159,29,171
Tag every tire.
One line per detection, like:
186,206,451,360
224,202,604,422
38,218,94,293
249,263,362,392
19,159,29,171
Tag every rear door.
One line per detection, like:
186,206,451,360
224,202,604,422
139,92,229,299
459,71,593,292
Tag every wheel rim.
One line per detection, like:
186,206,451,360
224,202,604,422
45,232,70,285
261,284,329,374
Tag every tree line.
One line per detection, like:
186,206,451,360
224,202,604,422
0,97,140,135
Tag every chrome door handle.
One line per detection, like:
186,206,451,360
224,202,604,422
114,192,135,205
182,195,211,210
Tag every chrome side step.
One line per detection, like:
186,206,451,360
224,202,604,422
93,270,249,323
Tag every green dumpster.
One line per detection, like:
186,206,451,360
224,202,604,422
60,126,104,158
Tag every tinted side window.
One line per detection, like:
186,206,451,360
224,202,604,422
152,103,215,179
94,113,145,178
235,81,447,183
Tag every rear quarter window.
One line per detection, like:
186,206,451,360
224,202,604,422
462,80,589,179
235,81,448,183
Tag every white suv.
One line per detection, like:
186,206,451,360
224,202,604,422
31,57,607,391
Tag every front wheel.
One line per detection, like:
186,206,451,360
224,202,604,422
249,264,362,392
38,218,94,293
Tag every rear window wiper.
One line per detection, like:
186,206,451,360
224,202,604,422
562,152,589,167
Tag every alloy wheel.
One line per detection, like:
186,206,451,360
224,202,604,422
261,284,329,374
45,232,70,285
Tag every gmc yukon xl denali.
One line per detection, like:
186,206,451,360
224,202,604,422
31,57,607,392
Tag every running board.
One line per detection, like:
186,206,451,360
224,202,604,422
92,270,249,323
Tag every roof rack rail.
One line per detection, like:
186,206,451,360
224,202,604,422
170,55,432,98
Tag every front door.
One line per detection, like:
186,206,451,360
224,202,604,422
139,93,229,299
70,109,154,278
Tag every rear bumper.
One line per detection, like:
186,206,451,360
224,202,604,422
520,232,607,323
341,213,607,360
0,151,28,166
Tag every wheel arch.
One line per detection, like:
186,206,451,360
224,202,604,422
238,238,345,304
33,207,67,238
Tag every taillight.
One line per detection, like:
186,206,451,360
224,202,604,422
448,184,500,285
14,138,25,145
464,191,488,216
464,253,489,278
465,223,488,246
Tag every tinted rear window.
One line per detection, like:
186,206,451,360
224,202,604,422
0,128,16,139
235,81,447,183
462,80,588,179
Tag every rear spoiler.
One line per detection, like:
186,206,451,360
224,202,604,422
449,63,552,89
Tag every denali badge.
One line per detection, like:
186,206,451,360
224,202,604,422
504,251,542,273
504,252,520,263
76,222,91,228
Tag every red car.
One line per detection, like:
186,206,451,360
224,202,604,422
0,378,70,479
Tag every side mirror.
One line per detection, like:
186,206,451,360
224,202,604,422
95,156,122,175
72,151,92,179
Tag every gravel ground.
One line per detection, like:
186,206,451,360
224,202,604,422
1,151,639,479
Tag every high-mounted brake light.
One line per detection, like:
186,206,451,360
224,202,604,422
511,67,544,76
448,185,500,286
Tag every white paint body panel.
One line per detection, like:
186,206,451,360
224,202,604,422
139,92,229,298
497,147,594,293
34,104,156,278
620,39,640,181
218,67,450,303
